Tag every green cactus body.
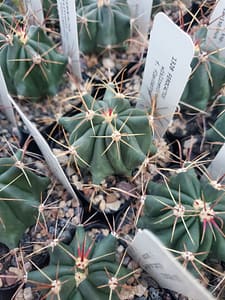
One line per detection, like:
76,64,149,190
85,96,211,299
0,3,22,34
0,24,68,101
206,96,225,143
76,0,131,54
180,27,225,111
138,169,225,271
43,0,58,21
59,84,154,184
28,226,128,300
0,152,50,248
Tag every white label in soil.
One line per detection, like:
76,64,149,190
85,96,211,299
128,229,215,300
138,12,194,138
207,142,225,182
0,67,17,129
57,0,82,81
23,0,44,25
9,96,79,205
127,0,152,41
206,0,225,57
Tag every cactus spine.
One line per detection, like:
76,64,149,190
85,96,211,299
59,83,154,184
28,226,129,300
76,0,131,54
138,168,225,274
0,151,50,248
0,23,68,100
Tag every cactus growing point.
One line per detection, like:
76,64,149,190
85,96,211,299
59,83,154,184
0,22,68,100
138,168,225,274
28,226,129,300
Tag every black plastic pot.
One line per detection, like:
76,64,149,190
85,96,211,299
0,243,22,300
0,282,21,300
77,187,133,229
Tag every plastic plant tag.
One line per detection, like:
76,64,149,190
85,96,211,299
138,12,194,138
0,67,18,129
206,0,225,57
128,229,215,300
207,143,225,182
57,0,82,81
127,0,152,42
23,0,44,25
9,96,80,206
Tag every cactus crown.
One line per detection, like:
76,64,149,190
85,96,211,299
59,83,155,184
0,22,68,101
138,168,225,275
28,226,129,300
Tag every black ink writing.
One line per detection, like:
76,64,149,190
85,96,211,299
213,8,225,41
161,56,177,99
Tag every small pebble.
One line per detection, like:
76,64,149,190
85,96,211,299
105,200,121,211
149,287,162,300
103,57,115,69
24,287,34,300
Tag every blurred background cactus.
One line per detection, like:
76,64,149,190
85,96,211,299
180,27,225,111
0,21,68,101
0,2,22,34
76,0,131,54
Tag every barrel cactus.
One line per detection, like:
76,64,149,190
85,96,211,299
76,0,131,54
59,83,154,184
206,95,225,143
0,151,50,248
0,2,22,34
180,27,225,111
43,0,58,21
138,168,225,274
0,23,68,100
28,225,129,300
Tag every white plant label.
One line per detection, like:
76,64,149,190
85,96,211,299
128,229,215,300
23,0,44,25
0,67,18,129
57,0,82,81
138,12,194,138
207,143,225,182
9,96,79,206
127,0,152,42
206,0,225,57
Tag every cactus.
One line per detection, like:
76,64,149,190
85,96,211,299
28,225,129,300
180,27,225,111
59,83,154,184
76,0,131,54
206,95,225,143
138,168,225,274
42,0,58,21
0,151,50,248
0,23,68,101
0,3,22,34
